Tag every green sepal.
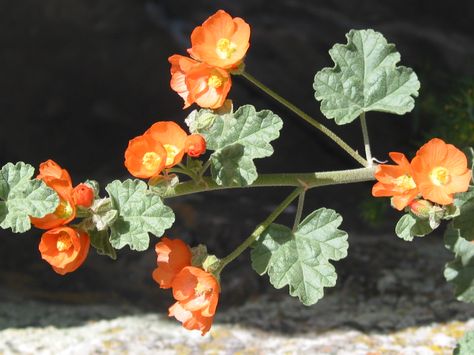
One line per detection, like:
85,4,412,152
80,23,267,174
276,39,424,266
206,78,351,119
105,179,175,251
394,213,433,241
314,29,420,125
0,162,59,233
251,208,348,306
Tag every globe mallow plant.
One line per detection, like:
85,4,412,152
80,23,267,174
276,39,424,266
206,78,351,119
1,10,474,338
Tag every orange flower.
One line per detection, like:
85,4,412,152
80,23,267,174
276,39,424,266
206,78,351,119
169,54,231,109
169,266,220,335
31,160,76,230
188,10,250,69
152,238,192,289
146,121,188,168
185,134,207,158
39,226,90,275
372,152,419,210
72,183,95,208
411,138,471,205
124,134,167,178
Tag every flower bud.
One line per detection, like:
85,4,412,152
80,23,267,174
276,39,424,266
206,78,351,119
185,134,207,158
409,199,433,219
72,183,95,208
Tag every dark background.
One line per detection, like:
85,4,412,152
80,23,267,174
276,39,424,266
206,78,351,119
0,0,473,312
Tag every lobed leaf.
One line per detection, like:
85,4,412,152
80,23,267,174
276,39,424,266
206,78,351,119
444,224,474,303
0,162,59,233
89,229,117,260
197,105,283,186
105,179,175,251
314,29,420,125
251,208,348,306
394,213,433,241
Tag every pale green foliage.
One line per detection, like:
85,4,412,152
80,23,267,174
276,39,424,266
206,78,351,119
105,179,175,251
454,329,474,355
453,193,474,241
444,224,474,303
251,208,348,305
394,213,433,241
89,229,117,260
0,162,59,233
314,29,420,125
196,105,283,186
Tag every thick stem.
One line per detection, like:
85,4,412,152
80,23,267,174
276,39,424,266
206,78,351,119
162,167,376,199
215,188,303,274
292,190,306,232
239,71,367,167
359,112,373,167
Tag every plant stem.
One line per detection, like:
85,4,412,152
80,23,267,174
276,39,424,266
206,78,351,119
162,167,376,199
292,190,306,232
215,188,303,274
239,71,367,167
199,159,212,178
359,112,373,167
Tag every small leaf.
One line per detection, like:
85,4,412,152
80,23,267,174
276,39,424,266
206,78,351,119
0,162,59,233
89,229,117,260
105,179,175,251
197,105,283,186
395,213,432,241
314,29,420,125
444,224,474,303
251,208,348,306
453,196,474,241
210,144,258,186
454,329,474,355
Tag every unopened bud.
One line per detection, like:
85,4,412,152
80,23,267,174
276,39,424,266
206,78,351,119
72,183,95,208
409,199,433,218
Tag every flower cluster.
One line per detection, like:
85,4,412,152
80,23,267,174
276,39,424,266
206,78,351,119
372,138,472,212
152,238,220,335
31,160,93,275
124,121,206,179
169,10,251,109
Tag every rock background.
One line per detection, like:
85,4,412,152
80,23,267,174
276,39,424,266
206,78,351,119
0,1,473,353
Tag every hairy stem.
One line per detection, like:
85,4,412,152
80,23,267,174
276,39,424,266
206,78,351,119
215,188,303,274
359,112,373,167
239,71,367,167
292,190,306,232
162,167,376,199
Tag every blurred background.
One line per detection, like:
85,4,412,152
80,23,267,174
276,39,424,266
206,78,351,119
0,0,474,345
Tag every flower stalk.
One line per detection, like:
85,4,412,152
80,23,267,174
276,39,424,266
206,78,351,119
239,71,368,167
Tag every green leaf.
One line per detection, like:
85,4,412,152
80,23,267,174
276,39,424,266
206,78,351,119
251,208,348,306
89,229,117,260
463,147,474,184
210,144,258,186
453,197,474,241
314,29,420,125
197,105,283,186
105,179,175,251
0,162,59,233
454,329,474,355
394,213,433,241
444,224,474,303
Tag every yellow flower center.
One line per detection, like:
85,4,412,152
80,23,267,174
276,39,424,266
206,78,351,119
195,282,211,296
56,233,73,252
216,38,237,59
142,152,162,171
430,166,450,186
394,174,416,190
163,144,180,166
207,74,223,89
54,200,74,219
